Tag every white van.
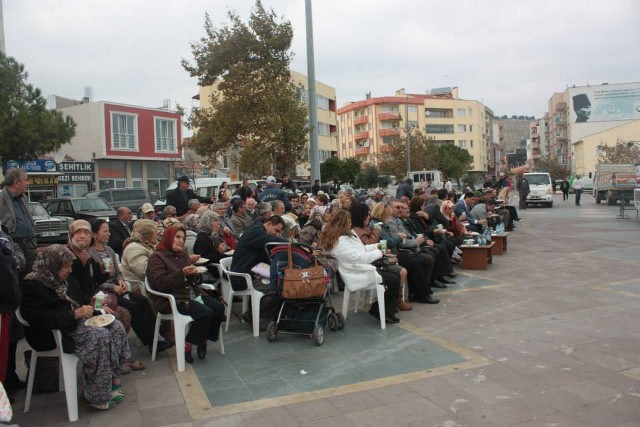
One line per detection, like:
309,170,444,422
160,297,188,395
523,172,553,208
410,170,444,190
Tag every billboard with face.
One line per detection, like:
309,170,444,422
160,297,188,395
569,82,640,124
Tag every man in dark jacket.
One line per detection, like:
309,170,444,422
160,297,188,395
395,178,414,200
108,206,132,257
256,176,291,211
230,216,286,291
280,175,297,192
166,175,214,217
517,176,530,210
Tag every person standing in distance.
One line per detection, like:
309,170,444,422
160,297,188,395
256,176,291,212
572,176,583,206
166,176,214,217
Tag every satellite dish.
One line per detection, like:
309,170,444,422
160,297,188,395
53,151,66,163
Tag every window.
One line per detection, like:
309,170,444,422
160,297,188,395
381,121,396,129
408,120,418,129
298,88,309,104
317,95,330,110
469,124,473,132
425,109,453,118
111,113,137,150
319,150,332,162
458,140,467,148
470,140,474,148
222,155,229,169
408,105,418,113
426,124,454,134
457,108,466,117
155,118,177,152
380,105,399,113
457,124,467,133
382,136,395,144
99,179,127,189
317,122,331,136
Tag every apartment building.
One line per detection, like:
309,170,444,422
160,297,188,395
337,87,493,175
528,115,550,166
547,81,640,173
52,96,182,198
197,70,337,179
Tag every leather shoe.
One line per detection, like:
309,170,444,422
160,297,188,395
397,300,413,311
197,342,207,360
385,314,400,324
447,272,457,278
417,296,440,304
438,277,456,285
184,351,194,364
432,282,448,289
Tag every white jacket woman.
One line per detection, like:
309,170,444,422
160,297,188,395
329,231,383,292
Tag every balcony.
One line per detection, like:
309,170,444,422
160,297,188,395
354,130,369,141
354,115,368,125
556,133,567,140
379,128,400,137
378,112,401,121
380,144,393,153
555,102,567,112
355,146,370,155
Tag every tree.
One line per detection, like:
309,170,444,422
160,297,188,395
434,143,474,180
376,128,437,178
181,1,308,177
0,53,75,162
597,140,640,164
320,156,359,186
534,157,569,180
355,165,380,189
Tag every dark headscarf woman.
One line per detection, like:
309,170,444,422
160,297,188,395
21,245,131,410
193,210,229,278
146,225,225,363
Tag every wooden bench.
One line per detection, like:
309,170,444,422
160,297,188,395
461,242,495,270
490,233,508,255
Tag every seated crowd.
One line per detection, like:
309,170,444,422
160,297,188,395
10,173,518,412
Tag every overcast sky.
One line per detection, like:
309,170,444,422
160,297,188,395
4,0,640,120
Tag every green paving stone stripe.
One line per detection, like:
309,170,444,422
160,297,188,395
192,314,466,407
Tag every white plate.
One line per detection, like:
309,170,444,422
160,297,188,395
85,314,115,328
224,250,235,256
195,266,209,274
195,257,209,265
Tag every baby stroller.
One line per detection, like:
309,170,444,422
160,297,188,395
264,242,344,346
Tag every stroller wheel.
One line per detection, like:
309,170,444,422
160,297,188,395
266,321,278,343
336,313,345,330
327,312,338,331
312,325,324,346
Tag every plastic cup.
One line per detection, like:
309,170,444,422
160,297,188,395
103,258,112,271
379,240,387,251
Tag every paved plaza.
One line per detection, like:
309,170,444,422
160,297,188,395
9,193,640,426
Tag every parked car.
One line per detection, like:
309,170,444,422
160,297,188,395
85,188,153,213
42,197,118,222
29,202,71,244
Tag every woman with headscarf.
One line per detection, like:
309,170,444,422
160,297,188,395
21,245,131,410
120,219,158,290
193,210,229,278
146,226,225,363
90,219,171,358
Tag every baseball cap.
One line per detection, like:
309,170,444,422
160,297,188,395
266,176,276,184
141,203,155,214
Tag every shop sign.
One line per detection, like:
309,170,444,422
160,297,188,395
4,159,57,173
57,161,95,183
57,162,94,173
30,176,59,185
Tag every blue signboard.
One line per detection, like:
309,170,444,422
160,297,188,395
4,159,58,173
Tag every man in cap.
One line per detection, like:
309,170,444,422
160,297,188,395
256,176,291,211
139,203,157,221
166,175,213,217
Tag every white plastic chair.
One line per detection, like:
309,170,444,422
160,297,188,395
339,269,387,330
218,257,265,337
144,278,225,372
16,308,80,422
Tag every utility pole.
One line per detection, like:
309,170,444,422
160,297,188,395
305,0,320,183
405,101,411,177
